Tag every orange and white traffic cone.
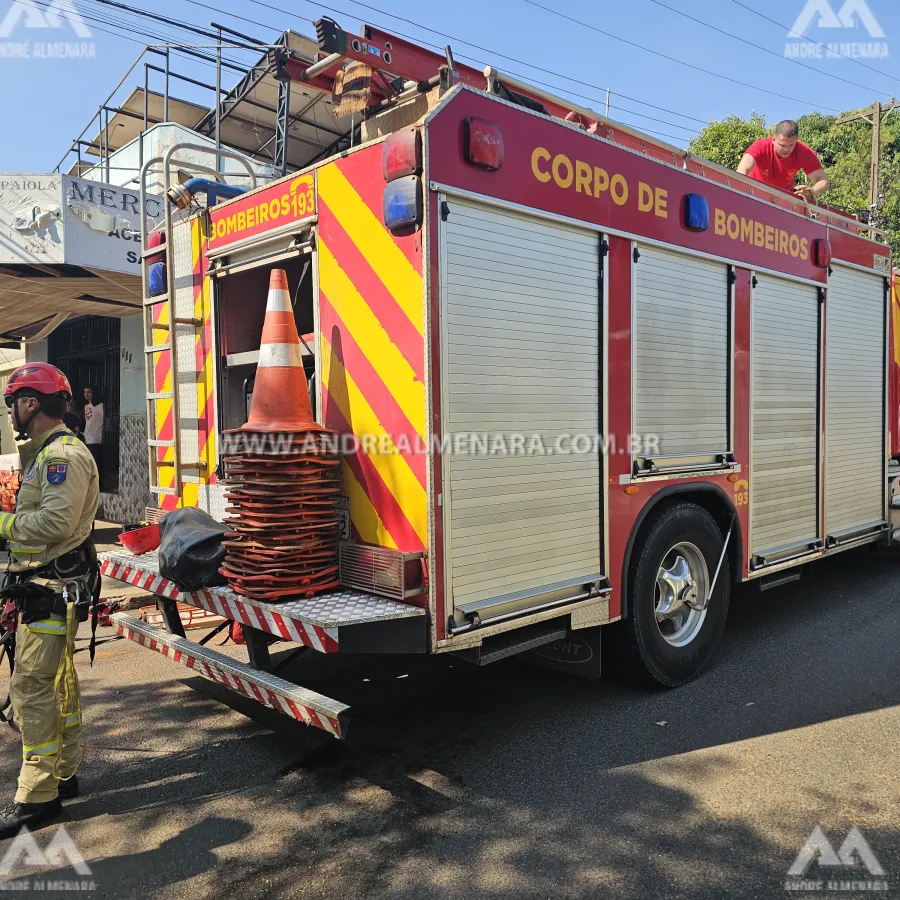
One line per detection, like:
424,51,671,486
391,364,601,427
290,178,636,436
220,268,341,601
236,268,323,434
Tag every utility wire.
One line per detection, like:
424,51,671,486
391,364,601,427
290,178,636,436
338,0,707,125
646,0,892,97
175,0,702,137
729,0,896,83
59,0,249,70
521,0,842,113
608,103,698,134
90,0,264,53
79,0,255,66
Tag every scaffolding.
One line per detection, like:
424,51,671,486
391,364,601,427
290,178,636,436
53,28,350,184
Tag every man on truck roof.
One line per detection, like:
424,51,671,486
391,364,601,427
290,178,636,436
737,120,829,200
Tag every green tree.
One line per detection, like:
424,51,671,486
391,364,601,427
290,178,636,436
689,110,900,250
687,112,768,169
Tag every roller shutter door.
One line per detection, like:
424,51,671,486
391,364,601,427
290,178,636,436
750,274,819,558
440,197,602,612
634,245,729,459
825,265,885,537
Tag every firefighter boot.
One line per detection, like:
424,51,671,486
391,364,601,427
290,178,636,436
58,776,79,800
0,797,62,838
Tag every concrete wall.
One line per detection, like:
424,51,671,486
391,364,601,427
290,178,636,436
24,340,47,363
103,313,150,523
119,314,145,416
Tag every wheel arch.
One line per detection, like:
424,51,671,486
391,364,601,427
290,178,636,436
619,483,742,619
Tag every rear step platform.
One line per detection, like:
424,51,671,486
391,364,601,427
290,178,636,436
112,613,351,738
101,550,426,654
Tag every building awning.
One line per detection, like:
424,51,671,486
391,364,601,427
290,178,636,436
0,174,160,340
0,265,142,341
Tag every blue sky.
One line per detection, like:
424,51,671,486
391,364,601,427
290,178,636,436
1,0,899,173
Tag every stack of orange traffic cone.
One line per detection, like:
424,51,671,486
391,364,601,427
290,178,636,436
219,269,342,600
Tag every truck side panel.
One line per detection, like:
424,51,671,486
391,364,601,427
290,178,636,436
317,146,429,567
426,88,829,285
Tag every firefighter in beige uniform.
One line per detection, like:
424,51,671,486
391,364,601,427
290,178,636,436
0,363,99,836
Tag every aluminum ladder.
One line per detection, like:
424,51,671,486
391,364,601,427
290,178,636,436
139,145,257,499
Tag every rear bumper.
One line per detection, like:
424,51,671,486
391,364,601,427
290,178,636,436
101,550,427,654
112,612,351,738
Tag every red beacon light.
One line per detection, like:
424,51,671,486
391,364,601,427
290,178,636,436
812,238,832,269
464,117,504,171
382,128,421,181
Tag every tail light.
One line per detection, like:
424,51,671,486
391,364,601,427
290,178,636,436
383,128,421,180
147,227,165,265
813,238,832,269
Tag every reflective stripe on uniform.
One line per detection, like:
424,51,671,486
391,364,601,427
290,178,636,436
35,432,79,467
23,739,60,759
63,712,81,730
25,619,67,635
10,544,47,554
0,513,15,539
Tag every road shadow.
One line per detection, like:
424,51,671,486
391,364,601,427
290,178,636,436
0,547,894,897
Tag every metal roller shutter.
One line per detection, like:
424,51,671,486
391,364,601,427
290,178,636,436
440,197,602,612
634,245,729,459
750,274,819,558
825,265,885,537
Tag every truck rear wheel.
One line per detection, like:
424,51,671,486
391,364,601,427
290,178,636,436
620,502,730,687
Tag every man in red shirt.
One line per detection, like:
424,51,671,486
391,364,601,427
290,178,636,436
737,120,830,199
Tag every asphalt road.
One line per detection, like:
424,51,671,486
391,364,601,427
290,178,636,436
0,545,899,899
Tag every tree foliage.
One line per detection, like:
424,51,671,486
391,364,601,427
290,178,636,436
689,110,900,250
687,113,768,170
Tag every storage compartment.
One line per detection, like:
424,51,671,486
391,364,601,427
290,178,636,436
215,253,316,432
439,196,603,621
632,244,730,469
750,273,820,562
824,265,886,540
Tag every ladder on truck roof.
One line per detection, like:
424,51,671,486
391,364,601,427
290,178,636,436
139,146,257,499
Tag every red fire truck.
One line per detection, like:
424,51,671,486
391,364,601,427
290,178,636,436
102,20,900,738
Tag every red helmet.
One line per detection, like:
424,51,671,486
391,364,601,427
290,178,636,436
3,363,72,404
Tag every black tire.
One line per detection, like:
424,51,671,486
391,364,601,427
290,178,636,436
618,502,730,687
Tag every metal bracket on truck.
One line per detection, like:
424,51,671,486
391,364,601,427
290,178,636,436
111,613,351,738
102,550,428,738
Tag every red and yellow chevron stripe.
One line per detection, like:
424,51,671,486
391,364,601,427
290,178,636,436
153,215,217,510
317,147,427,553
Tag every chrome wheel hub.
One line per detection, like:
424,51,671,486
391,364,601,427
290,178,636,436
655,541,710,647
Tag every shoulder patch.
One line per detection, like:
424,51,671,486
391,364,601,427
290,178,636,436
23,466,36,483
46,463,67,485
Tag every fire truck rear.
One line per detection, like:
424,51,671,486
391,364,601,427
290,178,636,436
102,19,900,737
